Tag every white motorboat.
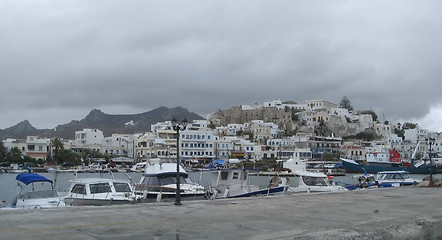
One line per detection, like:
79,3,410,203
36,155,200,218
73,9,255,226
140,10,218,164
130,161,148,172
283,149,347,193
12,173,65,209
209,168,288,199
376,171,420,187
134,159,209,202
288,170,347,193
63,177,138,206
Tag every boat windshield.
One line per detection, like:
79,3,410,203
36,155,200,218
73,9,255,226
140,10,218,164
158,176,192,185
140,176,192,186
378,173,410,180
302,176,329,186
90,183,112,194
113,182,132,192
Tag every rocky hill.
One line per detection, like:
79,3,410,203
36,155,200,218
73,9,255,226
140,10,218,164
0,106,204,140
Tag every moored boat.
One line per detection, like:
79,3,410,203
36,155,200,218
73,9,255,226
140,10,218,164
208,168,288,199
63,177,137,206
287,170,348,193
341,143,437,174
11,173,65,209
340,158,434,174
376,170,420,187
283,149,347,193
134,159,210,202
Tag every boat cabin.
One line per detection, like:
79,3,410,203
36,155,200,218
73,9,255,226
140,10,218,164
64,178,136,206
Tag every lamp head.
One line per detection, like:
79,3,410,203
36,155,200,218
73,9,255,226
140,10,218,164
171,117,177,126
182,118,188,126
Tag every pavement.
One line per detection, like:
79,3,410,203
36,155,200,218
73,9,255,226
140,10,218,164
0,186,441,240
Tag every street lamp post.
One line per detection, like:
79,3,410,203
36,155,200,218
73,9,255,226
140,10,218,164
172,118,187,206
426,138,435,187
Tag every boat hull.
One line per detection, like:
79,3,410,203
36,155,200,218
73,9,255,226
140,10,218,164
63,197,135,206
139,192,208,203
229,186,287,198
15,197,65,209
340,159,436,174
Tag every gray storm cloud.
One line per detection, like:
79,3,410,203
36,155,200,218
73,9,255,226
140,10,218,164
1,0,442,130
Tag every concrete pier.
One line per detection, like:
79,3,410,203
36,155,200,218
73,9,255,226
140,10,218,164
1,187,441,239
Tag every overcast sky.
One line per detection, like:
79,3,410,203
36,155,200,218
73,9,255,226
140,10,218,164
1,1,442,132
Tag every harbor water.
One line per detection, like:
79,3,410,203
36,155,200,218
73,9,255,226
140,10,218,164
1,171,440,206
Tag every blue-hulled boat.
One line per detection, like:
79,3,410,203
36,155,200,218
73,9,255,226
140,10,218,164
340,158,435,174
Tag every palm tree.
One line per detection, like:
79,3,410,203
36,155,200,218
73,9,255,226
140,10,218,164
7,147,23,164
51,138,64,164
0,141,5,162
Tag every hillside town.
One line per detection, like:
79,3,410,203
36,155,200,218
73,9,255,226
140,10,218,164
1,98,441,172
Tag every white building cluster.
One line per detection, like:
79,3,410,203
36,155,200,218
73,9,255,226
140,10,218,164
2,99,442,166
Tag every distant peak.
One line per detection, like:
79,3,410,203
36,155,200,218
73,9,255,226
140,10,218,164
20,119,31,125
84,109,107,122
5,119,36,132
16,120,34,128
89,109,104,114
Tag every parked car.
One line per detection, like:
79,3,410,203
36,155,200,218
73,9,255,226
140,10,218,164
62,162,74,167
0,161,10,167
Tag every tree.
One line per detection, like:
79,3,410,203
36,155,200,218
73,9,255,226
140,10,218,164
393,127,405,140
343,130,378,141
6,147,24,164
58,149,81,166
402,122,418,130
314,122,332,137
339,96,354,111
0,141,5,162
51,138,64,164
208,121,216,129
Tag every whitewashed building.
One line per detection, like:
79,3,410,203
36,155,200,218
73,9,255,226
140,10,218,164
2,138,26,155
25,136,50,160
404,128,429,144
180,120,216,162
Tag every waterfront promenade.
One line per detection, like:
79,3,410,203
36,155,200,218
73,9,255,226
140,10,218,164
0,186,441,240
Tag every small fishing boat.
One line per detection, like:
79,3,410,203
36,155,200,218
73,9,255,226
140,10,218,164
134,159,209,202
63,176,137,206
340,173,378,190
340,171,419,190
12,173,65,209
209,168,288,199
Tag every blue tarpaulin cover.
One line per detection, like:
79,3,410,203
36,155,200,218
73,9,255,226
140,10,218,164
211,159,226,165
16,173,53,185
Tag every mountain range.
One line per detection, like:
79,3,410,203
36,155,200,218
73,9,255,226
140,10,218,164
0,106,204,140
